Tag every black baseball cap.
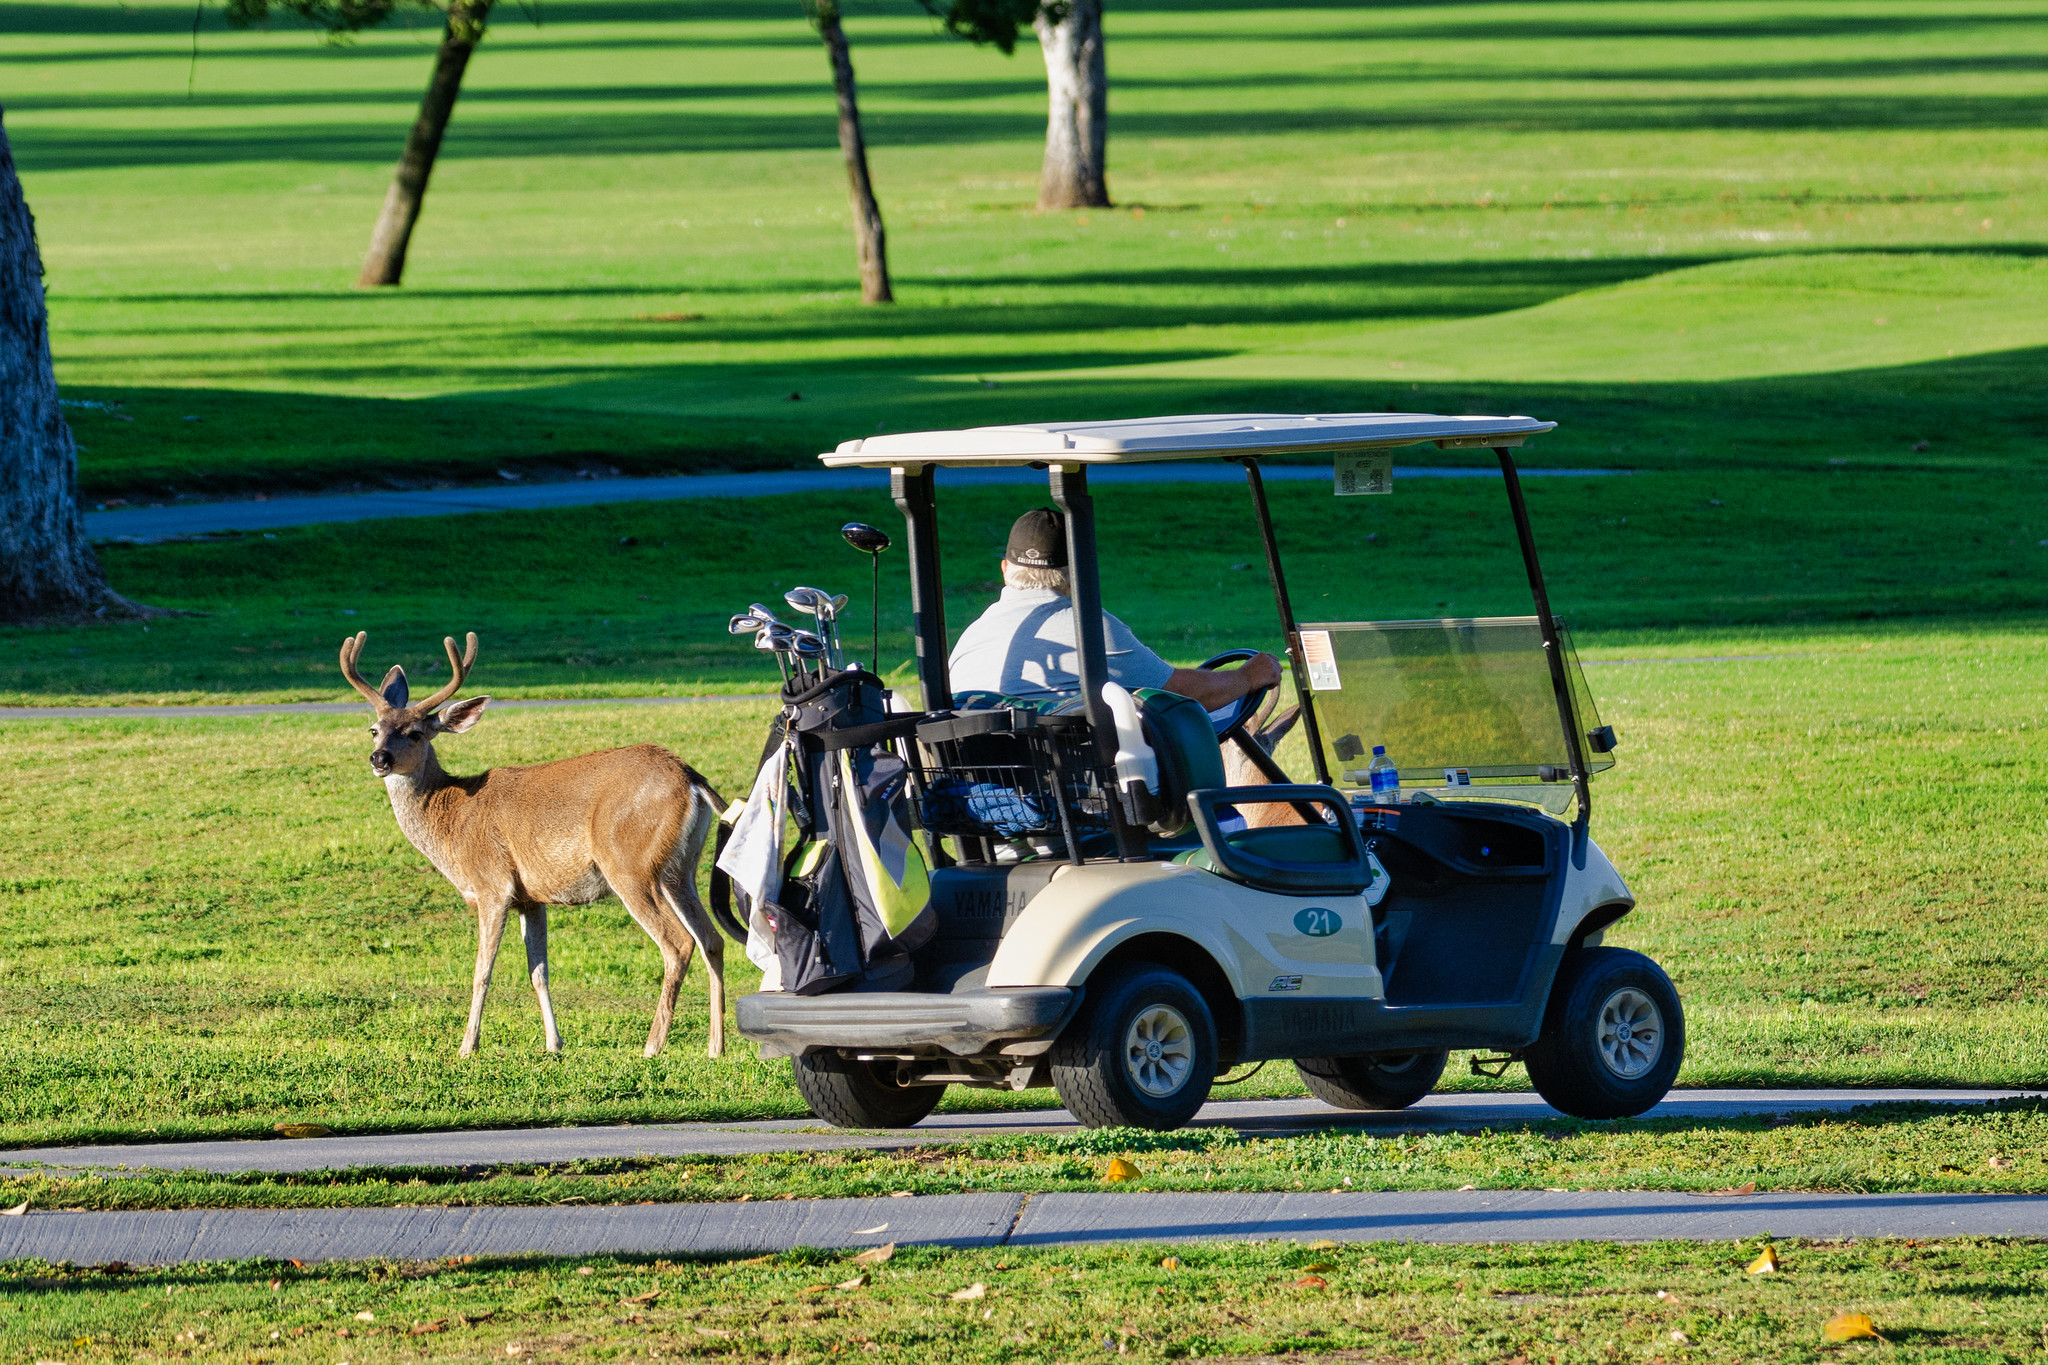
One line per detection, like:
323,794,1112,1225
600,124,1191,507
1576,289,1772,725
1005,508,1068,568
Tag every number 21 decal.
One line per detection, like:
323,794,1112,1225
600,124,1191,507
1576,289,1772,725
1293,906,1342,937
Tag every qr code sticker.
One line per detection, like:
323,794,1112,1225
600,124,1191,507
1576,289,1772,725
1334,451,1393,496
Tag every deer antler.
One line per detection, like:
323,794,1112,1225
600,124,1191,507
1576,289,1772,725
339,631,386,708
416,631,479,713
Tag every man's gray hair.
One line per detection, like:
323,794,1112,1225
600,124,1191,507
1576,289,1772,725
1003,559,1070,594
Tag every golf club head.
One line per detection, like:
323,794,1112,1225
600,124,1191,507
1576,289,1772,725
841,523,890,556
784,586,828,616
791,629,826,653
748,603,784,628
828,594,849,615
729,612,766,635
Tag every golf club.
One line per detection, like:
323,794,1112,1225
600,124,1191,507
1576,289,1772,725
841,522,891,674
784,586,840,669
752,628,790,685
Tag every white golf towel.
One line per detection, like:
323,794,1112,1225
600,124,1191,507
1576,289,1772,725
716,737,791,989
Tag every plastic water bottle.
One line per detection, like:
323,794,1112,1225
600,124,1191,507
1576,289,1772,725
1368,745,1400,804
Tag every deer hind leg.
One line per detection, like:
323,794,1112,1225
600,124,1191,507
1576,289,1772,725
461,893,517,1058
520,906,563,1054
659,868,725,1061
613,881,691,1059
660,784,726,1059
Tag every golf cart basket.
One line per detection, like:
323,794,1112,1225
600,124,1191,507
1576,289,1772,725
906,704,1106,842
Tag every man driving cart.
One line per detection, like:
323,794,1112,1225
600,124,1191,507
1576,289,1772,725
950,507,1284,711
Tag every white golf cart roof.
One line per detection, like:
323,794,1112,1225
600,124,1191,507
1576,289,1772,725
821,412,1555,468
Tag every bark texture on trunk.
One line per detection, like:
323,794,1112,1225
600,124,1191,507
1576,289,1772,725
1035,0,1108,210
0,110,116,623
356,0,492,288
813,0,892,304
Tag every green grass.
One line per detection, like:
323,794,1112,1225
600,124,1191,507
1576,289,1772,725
12,469,2048,705
8,621,2048,1149
11,1239,2048,1363
10,0,2048,495
12,1101,2048,1209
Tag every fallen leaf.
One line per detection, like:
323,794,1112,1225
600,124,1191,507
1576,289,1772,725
1302,1262,1335,1273
1747,1246,1780,1275
736,1194,753,1202
274,1123,332,1139
505,1343,526,1357
409,1321,447,1337
800,1284,830,1296
1989,1155,2014,1171
353,1312,375,1322
1103,1158,1141,1183
576,1266,594,1276
774,1193,796,1201
836,1274,869,1291
1670,1329,1690,1343
1293,1275,1328,1289
1158,1257,1180,1271
1702,1181,1757,1197
853,1243,897,1267
288,1259,306,1269
853,1224,889,1236
1823,1312,1881,1342
948,1283,987,1301
695,1327,733,1340
1306,1239,1339,1251
620,1291,661,1306
1456,1184,1476,1192
1,1202,27,1217
890,1190,915,1198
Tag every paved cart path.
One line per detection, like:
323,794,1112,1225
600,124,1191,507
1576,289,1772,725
87,463,1622,543
6,1190,2047,1265
3,1091,2030,1177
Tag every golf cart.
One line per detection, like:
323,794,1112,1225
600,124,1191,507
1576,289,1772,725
720,413,1681,1131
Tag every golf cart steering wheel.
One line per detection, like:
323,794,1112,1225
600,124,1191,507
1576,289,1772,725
1197,648,1280,738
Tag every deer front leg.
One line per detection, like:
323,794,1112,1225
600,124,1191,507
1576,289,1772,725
659,879,725,1060
460,894,515,1058
520,906,563,1054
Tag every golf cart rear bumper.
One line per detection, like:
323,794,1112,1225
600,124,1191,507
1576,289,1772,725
737,987,1076,1059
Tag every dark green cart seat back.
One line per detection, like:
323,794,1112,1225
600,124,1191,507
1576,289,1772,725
1135,688,1226,836
1174,825,1352,874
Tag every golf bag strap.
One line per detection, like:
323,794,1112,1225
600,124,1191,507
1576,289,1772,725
814,713,924,752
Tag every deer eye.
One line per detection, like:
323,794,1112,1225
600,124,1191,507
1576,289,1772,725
406,730,424,740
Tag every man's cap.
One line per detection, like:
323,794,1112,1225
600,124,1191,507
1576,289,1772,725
1005,508,1068,568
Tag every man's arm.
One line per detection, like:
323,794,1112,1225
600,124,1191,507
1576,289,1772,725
1161,652,1283,710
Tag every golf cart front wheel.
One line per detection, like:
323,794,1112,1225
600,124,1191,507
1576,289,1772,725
1051,963,1218,1131
791,1052,946,1129
1524,947,1685,1120
1294,1049,1448,1111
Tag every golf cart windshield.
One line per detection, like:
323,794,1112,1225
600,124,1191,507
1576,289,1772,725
1301,617,1612,810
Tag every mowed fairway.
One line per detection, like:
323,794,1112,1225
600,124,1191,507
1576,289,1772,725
5,0,2048,1151
7,618,2048,1147
5,0,2045,493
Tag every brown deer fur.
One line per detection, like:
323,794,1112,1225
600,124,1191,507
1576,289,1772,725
341,631,726,1059
1219,694,1309,827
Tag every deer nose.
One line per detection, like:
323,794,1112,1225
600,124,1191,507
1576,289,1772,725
370,748,393,773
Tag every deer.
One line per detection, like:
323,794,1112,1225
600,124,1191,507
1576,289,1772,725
340,630,728,1059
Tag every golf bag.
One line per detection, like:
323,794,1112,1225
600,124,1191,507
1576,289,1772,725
713,669,935,994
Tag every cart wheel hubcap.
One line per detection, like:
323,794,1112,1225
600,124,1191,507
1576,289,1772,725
1123,1004,1195,1097
1595,987,1663,1080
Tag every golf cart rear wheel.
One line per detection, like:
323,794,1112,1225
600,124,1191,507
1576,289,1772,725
791,1053,945,1129
1051,963,1218,1131
1524,947,1685,1120
1294,1049,1448,1111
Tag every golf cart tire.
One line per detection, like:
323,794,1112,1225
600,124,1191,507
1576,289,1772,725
1294,1049,1449,1111
1050,963,1218,1132
1524,947,1685,1120
791,1052,946,1129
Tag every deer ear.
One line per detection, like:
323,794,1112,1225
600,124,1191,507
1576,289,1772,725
435,696,490,734
379,665,409,710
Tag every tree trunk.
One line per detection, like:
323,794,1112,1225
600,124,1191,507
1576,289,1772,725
0,109,119,623
813,0,892,304
1035,0,1109,210
357,0,492,288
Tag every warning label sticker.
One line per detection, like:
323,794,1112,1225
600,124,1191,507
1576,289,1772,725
1299,630,1342,691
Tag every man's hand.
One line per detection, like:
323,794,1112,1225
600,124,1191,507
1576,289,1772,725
1162,652,1285,711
